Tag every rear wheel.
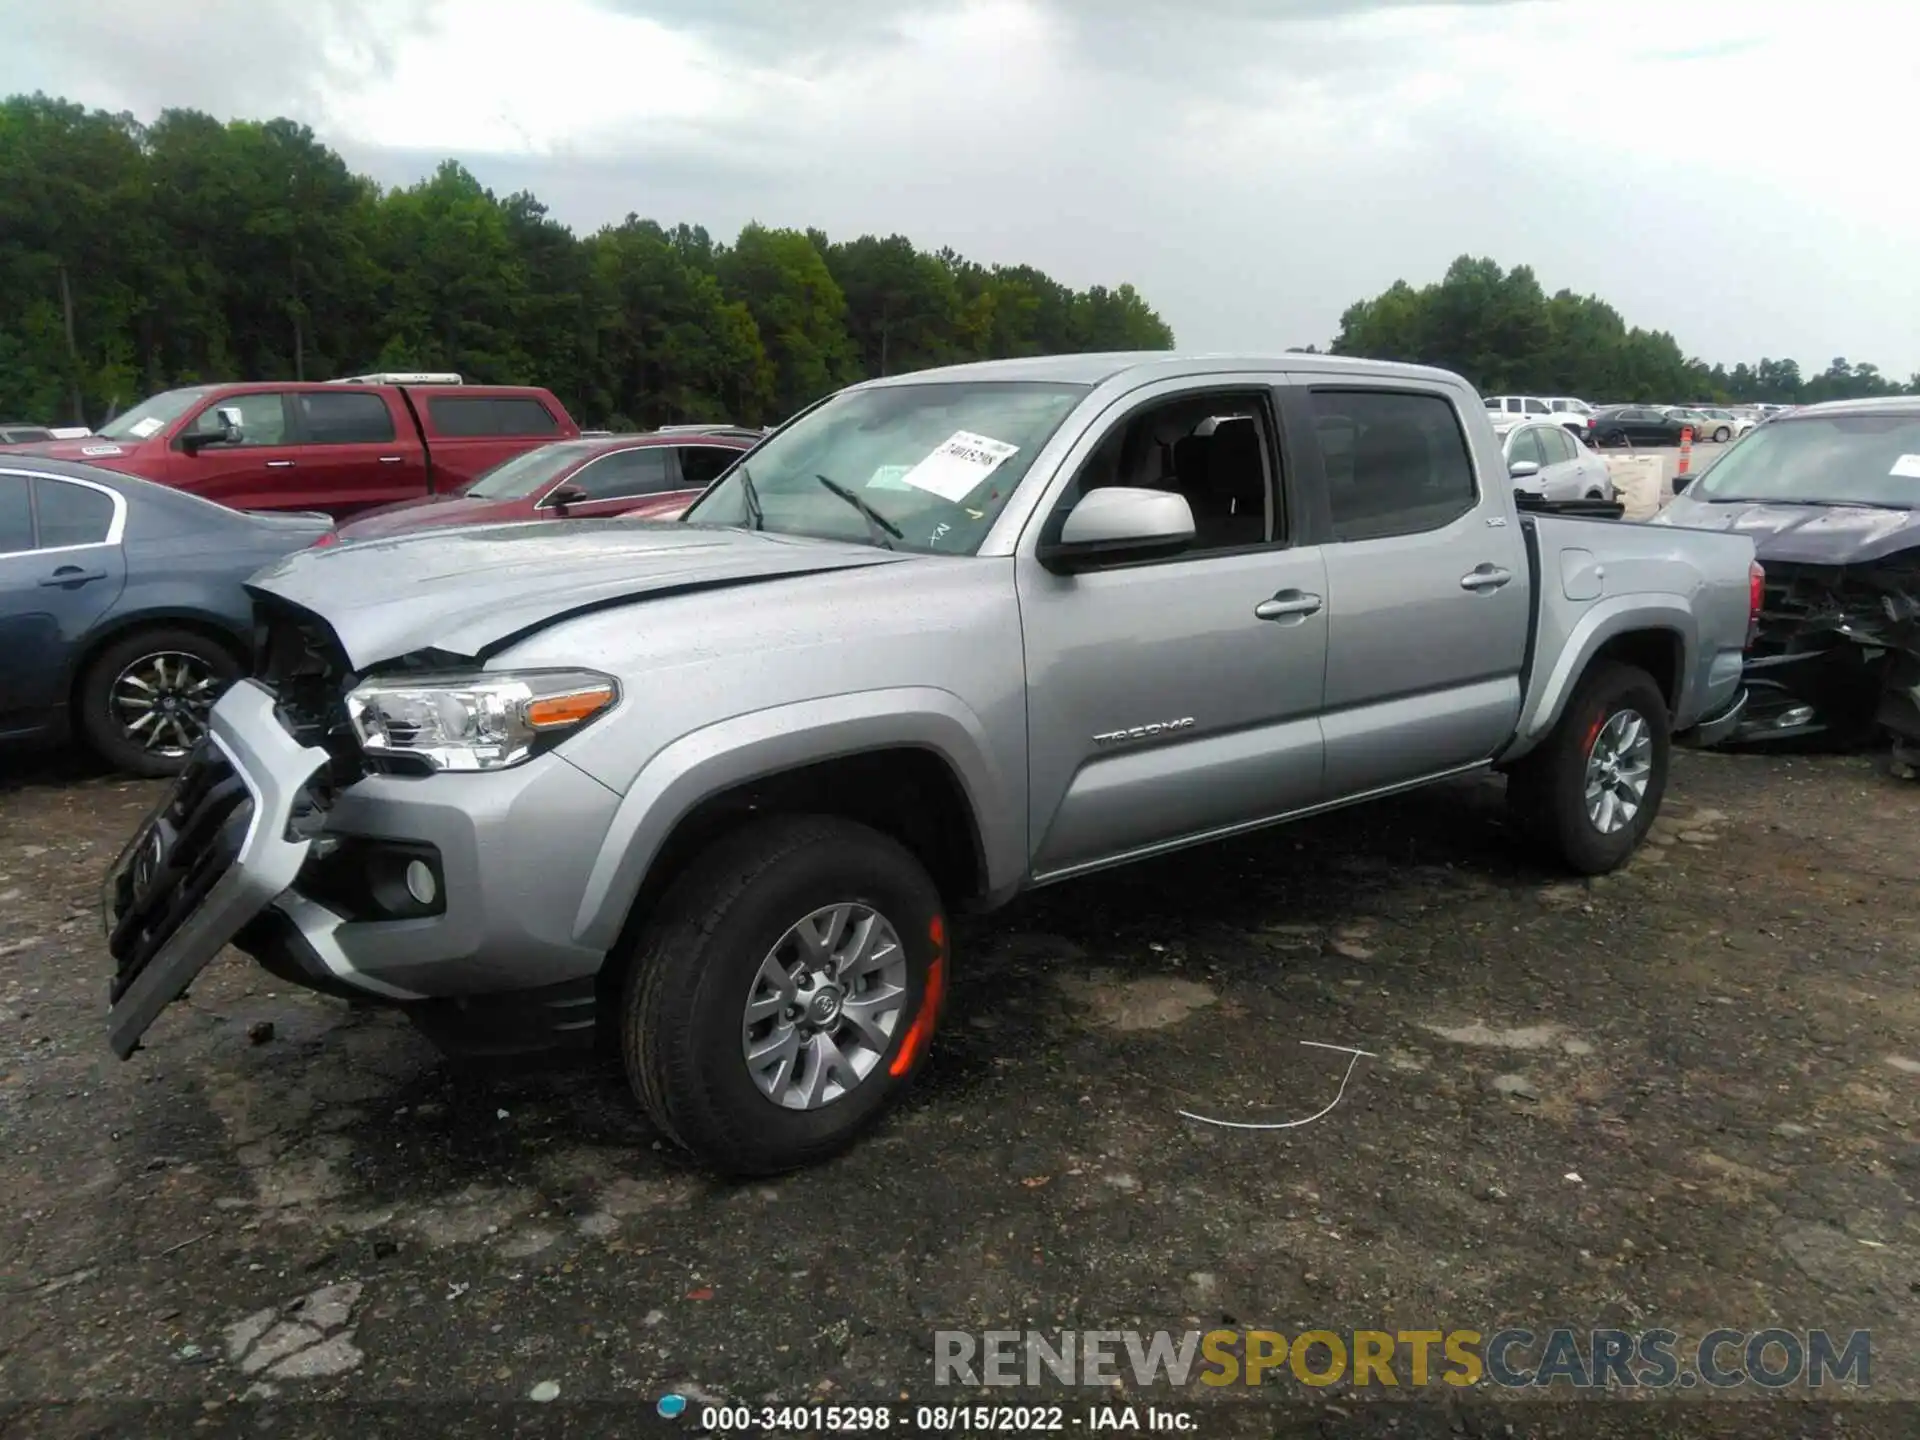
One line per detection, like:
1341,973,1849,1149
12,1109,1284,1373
619,815,948,1176
1713,425,1731,442
77,627,242,777
1506,661,1670,875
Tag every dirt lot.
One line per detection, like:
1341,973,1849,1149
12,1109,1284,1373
2,739,1916,1436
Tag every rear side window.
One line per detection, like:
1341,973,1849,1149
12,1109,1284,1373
0,475,31,553
1543,428,1576,464
428,396,561,438
298,391,396,444
1523,399,1550,414
34,478,116,547
1311,390,1478,541
676,445,740,486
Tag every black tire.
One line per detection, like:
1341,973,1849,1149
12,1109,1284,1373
620,814,948,1177
1713,426,1731,443
1505,661,1670,875
76,626,243,778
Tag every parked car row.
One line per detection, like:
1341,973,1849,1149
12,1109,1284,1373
2,374,772,775
0,373,583,521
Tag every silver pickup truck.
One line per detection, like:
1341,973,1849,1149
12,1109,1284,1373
102,353,1758,1175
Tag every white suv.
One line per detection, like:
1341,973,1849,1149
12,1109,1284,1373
1483,395,1592,436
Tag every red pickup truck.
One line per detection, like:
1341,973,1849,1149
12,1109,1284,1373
0,374,580,519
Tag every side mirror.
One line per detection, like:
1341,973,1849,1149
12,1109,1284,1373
1037,486,1196,573
183,406,245,453
1508,460,1542,479
547,483,589,511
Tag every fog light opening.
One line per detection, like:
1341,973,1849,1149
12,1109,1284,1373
404,859,438,907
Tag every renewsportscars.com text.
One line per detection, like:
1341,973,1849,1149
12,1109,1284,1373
934,1328,1871,1391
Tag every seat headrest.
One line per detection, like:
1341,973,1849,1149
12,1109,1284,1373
1207,421,1265,502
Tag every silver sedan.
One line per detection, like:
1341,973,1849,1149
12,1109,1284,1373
1500,419,1615,502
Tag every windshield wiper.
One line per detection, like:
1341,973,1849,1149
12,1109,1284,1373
734,463,765,530
816,474,901,549
1706,495,1912,511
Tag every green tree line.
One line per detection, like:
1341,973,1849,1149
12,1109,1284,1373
0,94,1174,429
1326,256,1920,405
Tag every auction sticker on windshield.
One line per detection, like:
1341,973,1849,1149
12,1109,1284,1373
899,431,1019,503
128,416,165,438
1889,454,1920,479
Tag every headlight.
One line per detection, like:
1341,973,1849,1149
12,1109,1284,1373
344,669,618,772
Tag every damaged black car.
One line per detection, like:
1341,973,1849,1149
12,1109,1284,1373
1651,397,1920,769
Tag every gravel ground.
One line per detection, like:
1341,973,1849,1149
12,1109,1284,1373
1,740,1915,1438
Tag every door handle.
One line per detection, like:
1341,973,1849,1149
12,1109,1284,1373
1460,565,1513,592
377,455,404,464
265,459,295,469
1254,589,1324,621
40,566,107,588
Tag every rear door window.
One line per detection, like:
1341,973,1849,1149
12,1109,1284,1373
0,475,32,553
675,445,741,487
428,396,562,438
297,391,396,444
34,478,117,548
1310,389,1479,541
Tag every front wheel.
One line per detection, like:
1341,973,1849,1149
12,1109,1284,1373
1505,661,1670,875
619,815,948,1176
1713,426,1731,443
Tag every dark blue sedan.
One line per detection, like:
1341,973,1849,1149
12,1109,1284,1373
1,458,334,776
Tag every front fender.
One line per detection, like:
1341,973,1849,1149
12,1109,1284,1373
1503,594,1697,763
570,687,1021,950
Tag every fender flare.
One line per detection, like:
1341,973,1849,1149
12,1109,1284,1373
571,687,1019,950
1503,595,1696,763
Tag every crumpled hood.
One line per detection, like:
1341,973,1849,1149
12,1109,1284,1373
335,492,522,539
1656,494,1920,566
246,518,907,668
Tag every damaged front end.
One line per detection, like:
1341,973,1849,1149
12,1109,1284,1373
1734,552,1920,765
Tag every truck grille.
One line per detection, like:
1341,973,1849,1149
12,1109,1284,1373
1752,560,1915,658
106,746,255,1004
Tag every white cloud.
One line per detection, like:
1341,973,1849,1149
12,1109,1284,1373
4,0,1918,375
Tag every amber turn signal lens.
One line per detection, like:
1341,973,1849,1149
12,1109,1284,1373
525,686,616,730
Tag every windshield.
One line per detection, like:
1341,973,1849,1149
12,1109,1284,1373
681,381,1089,553
1692,413,1920,509
95,387,214,442
463,441,603,499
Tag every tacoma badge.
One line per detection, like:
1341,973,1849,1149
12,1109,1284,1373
1092,717,1196,746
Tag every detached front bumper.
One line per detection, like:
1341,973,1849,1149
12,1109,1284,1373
104,678,623,1060
103,681,330,1058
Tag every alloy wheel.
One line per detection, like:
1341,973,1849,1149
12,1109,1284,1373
110,651,221,759
1584,708,1653,834
740,902,910,1110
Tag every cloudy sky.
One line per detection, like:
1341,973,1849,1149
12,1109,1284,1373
8,0,1918,377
